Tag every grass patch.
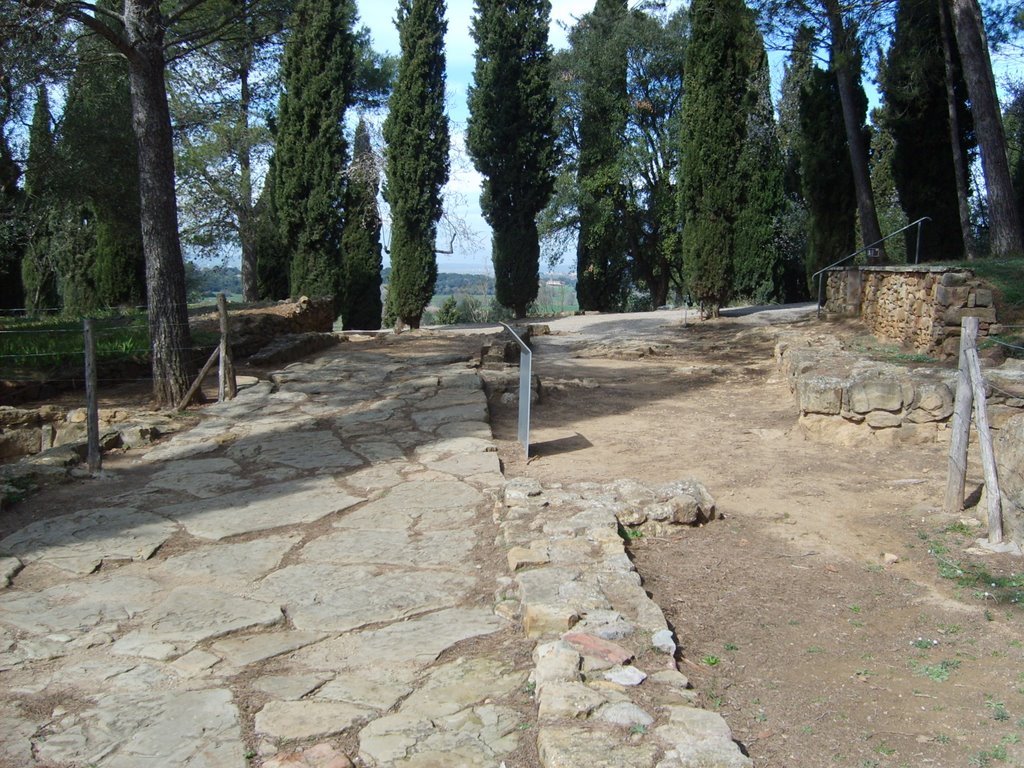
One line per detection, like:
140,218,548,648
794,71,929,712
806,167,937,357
910,658,960,682
0,314,151,377
951,256,1024,316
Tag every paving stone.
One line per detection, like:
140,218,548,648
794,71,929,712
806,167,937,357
263,743,354,768
147,458,251,498
255,700,373,740
0,709,39,765
563,633,633,666
254,564,475,631
597,701,654,727
537,681,608,719
315,672,413,710
0,555,22,587
412,403,489,429
33,688,244,768
227,429,363,470
253,673,330,701
434,420,492,439
290,607,505,671
654,705,753,768
344,463,407,492
170,649,221,677
352,440,406,463
149,536,300,591
0,507,177,574
300,527,476,567
537,726,660,768
0,574,161,636
532,641,581,688
124,586,284,645
335,479,483,532
425,452,502,479
413,436,496,460
159,477,364,540
400,657,527,717
211,630,327,667
604,665,647,686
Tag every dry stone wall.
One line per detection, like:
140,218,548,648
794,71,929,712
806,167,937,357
775,332,1024,445
824,266,999,358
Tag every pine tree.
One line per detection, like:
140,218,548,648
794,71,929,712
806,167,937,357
879,0,974,261
1007,86,1024,226
273,0,357,308
467,0,557,318
679,0,756,315
339,118,383,329
22,87,60,314
733,35,787,304
383,0,449,328
799,63,857,285
574,0,629,312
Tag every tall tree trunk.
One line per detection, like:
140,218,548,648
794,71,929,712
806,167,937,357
123,0,195,406
825,1,886,259
238,35,257,302
938,0,977,260
950,0,1024,256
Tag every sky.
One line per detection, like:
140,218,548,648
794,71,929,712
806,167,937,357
355,0,599,274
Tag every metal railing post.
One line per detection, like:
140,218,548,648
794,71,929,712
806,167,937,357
500,322,532,459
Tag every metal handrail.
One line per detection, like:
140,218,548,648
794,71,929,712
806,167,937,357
812,216,931,318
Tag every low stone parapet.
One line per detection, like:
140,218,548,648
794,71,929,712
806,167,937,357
496,477,752,768
775,332,1024,444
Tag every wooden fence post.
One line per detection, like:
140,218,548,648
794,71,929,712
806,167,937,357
962,318,1003,544
217,293,236,402
944,318,974,514
83,317,101,472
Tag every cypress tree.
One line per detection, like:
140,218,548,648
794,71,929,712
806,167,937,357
879,0,974,261
1008,88,1024,226
679,0,755,315
59,15,145,309
574,0,629,312
339,118,383,329
274,0,357,307
383,0,449,328
22,87,60,314
733,35,787,304
467,0,557,318
254,154,290,300
0,132,25,310
799,63,857,284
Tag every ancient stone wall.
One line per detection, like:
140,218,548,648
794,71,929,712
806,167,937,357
775,332,1024,445
824,266,999,358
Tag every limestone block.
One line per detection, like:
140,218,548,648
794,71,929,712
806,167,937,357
944,305,996,325
524,603,580,638
654,705,753,768
907,382,954,423
973,288,994,307
537,727,660,768
848,374,904,414
537,681,608,719
508,545,551,571
865,411,902,429
940,271,969,287
533,641,582,687
936,284,969,307
796,376,845,415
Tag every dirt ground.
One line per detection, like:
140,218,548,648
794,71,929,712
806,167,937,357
490,312,1024,768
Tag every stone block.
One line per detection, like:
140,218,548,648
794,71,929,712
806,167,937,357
848,375,904,414
508,545,551,571
943,305,997,325
524,603,580,638
973,288,994,307
907,382,954,423
935,284,969,307
865,411,902,429
940,271,969,287
537,682,607,720
796,376,845,415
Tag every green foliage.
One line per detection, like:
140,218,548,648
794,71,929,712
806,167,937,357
798,59,857,285
253,154,289,300
878,0,975,262
467,0,558,318
679,0,759,314
1006,83,1024,229
22,87,59,314
574,0,629,312
273,0,357,307
339,118,383,330
435,295,459,325
59,22,145,309
732,45,787,304
383,0,450,328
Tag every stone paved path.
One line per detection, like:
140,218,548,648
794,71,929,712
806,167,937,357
0,336,751,768
0,343,532,768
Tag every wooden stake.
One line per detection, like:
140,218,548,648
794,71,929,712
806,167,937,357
962,319,1003,544
176,347,220,411
944,318,974,514
217,293,236,401
83,318,101,472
